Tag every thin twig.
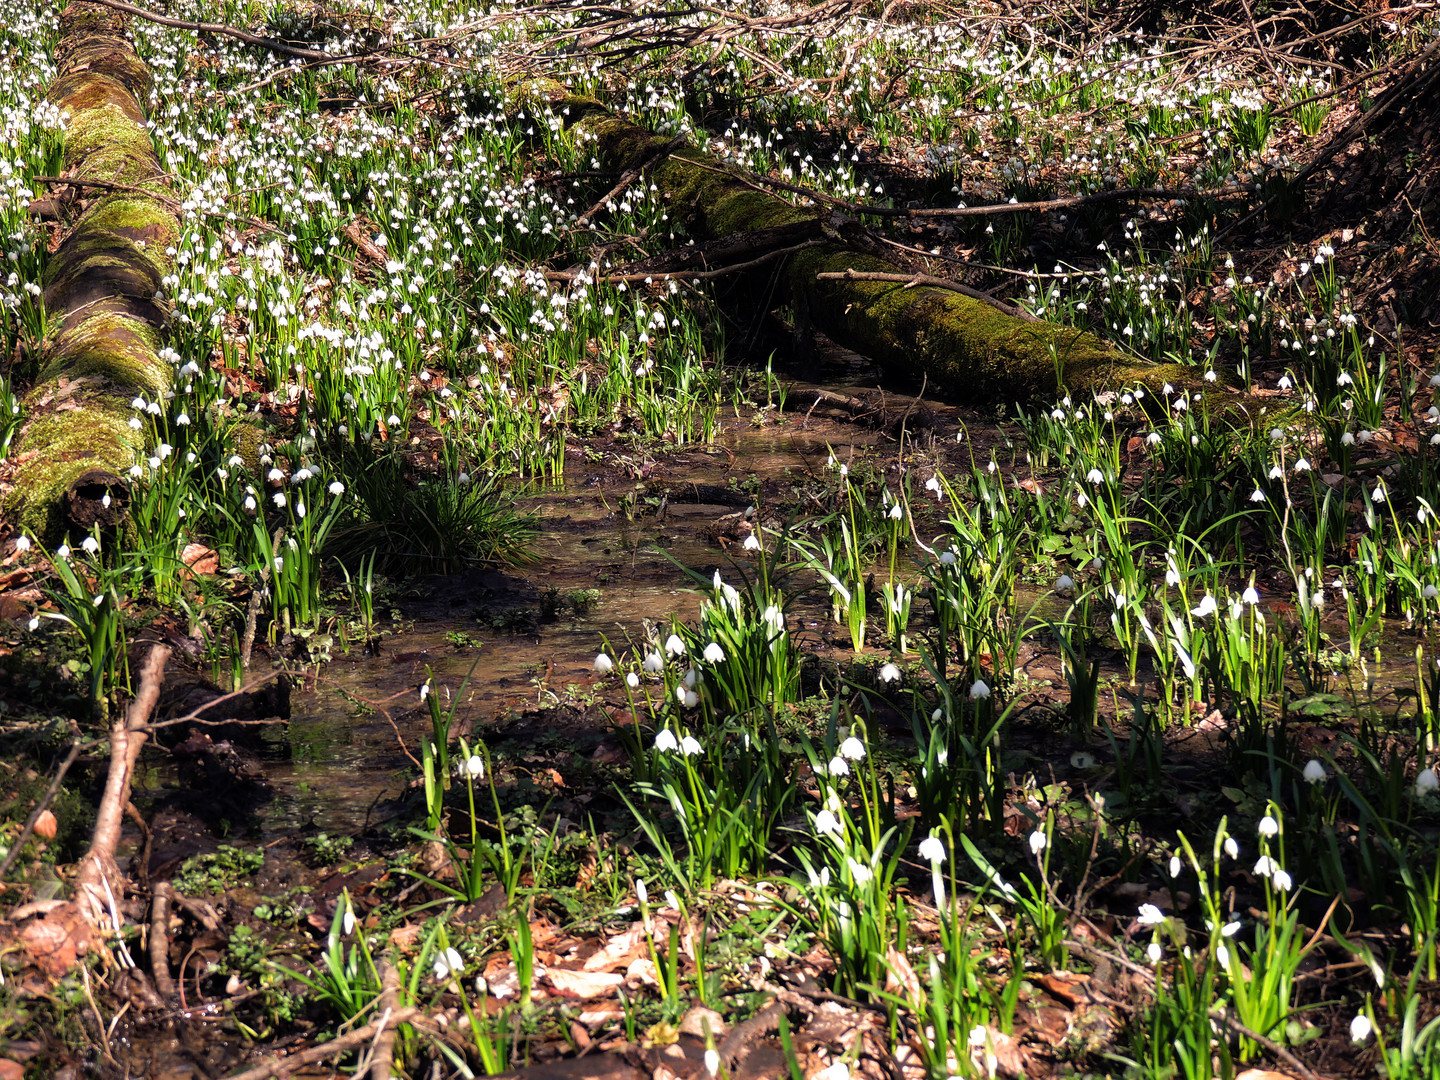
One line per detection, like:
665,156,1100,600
222,1007,423,1080
0,739,81,882
815,268,1039,323
77,0,341,62
546,239,825,285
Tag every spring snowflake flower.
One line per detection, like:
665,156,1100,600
665,634,686,657
1191,594,1218,618
1250,487,1266,503
743,532,761,551
827,755,850,777
1137,904,1165,926
1258,815,1279,837
1351,1013,1373,1043
1147,941,1163,963
970,678,992,700
1273,869,1293,891
654,729,679,753
464,755,484,779
939,548,958,565
1224,837,1240,859
879,662,902,683
925,476,943,498
681,689,700,709
626,672,640,689
888,502,903,521
81,536,100,554
1294,457,1311,473
1254,855,1280,877
1029,830,1047,855
1303,759,1327,784
702,642,725,663
1086,468,1104,484
1416,767,1438,796
1055,574,1075,594
643,652,664,674
918,835,946,863
593,653,614,674
840,736,866,761
680,734,702,756
433,947,464,981
1169,855,1183,879
273,493,287,508
328,481,344,495
815,810,842,837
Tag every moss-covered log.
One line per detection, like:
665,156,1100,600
5,1,176,539
512,77,1192,401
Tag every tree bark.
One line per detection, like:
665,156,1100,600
511,76,1194,402
5,1,176,540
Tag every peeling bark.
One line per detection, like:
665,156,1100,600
512,77,1195,402
6,1,175,540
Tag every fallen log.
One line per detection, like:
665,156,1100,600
5,0,176,540
511,76,1194,402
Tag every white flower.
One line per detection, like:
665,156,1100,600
593,653,613,674
273,493,286,508
665,634,686,657
1055,574,1075,594
1224,837,1240,859
14,536,30,553
1350,1013,1372,1043
888,502,903,521
636,879,648,905
626,672,640,688
969,679,991,700
341,905,357,937
680,734,702,756
1303,758,1327,784
827,756,850,777
1254,855,1280,877
464,754,484,779
704,1048,721,1076
654,729,679,753
1028,830,1047,855
1070,750,1096,769
840,736,866,761
1258,815,1279,837
847,858,874,887
1137,904,1165,926
702,642,725,663
1416,767,1438,796
815,810,842,837
1169,855,1183,879
1242,586,1260,605
1086,468,1104,484
925,476,942,498
81,536,100,554
1273,870,1293,891
1250,487,1266,503
939,548,958,566
743,532,761,551
1191,594,1217,618
1222,918,1242,937
682,689,700,708
1146,941,1163,963
1294,457,1311,473
918,835,946,863
328,481,345,495
643,652,664,674
433,946,464,981
879,662,902,683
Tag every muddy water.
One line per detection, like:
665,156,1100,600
249,401,939,836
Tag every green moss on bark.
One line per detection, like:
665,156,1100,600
6,2,177,539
